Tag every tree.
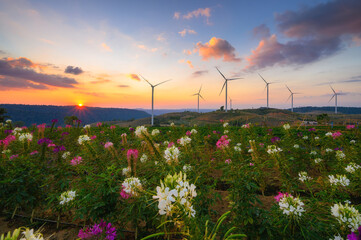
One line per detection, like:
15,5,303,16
0,108,9,122
317,113,330,124
64,115,79,125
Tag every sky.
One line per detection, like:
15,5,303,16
0,0,361,110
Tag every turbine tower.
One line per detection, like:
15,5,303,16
229,97,232,110
329,85,339,114
258,73,276,108
286,85,300,112
192,85,205,113
140,75,171,126
216,67,242,112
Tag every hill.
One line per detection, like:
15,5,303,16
0,104,150,126
111,108,361,127
293,106,361,114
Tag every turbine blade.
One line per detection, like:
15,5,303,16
199,94,205,100
258,73,268,84
191,93,198,96
198,85,202,94
286,94,292,102
328,94,335,103
139,74,153,87
228,77,243,81
330,85,336,94
154,79,172,87
262,84,267,93
219,81,226,96
216,67,227,80
285,84,292,93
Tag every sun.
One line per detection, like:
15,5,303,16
78,103,83,107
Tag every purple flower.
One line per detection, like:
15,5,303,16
53,145,66,153
4,129,13,134
10,154,19,160
129,127,135,132
37,138,53,145
30,151,39,155
61,132,69,136
308,128,316,132
271,136,280,143
51,119,58,123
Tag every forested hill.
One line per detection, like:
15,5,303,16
292,106,361,114
0,104,150,126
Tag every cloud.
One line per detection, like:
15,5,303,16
195,37,241,62
186,60,194,69
101,43,112,52
74,91,105,97
0,76,49,90
0,50,6,55
39,38,55,45
156,33,166,42
90,78,111,84
183,49,193,56
118,84,129,88
246,0,361,70
253,24,270,39
137,44,158,52
173,12,180,19
178,29,197,37
183,8,211,20
65,66,83,75
127,74,140,81
0,58,78,89
192,70,208,77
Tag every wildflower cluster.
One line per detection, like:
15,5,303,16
59,190,76,205
135,126,148,137
164,145,180,164
331,203,361,232
298,171,312,182
216,135,230,149
345,163,361,173
18,133,33,142
121,177,142,197
329,174,350,187
276,193,305,218
78,220,117,240
267,145,282,154
178,136,191,146
78,135,91,145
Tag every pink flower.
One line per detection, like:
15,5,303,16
347,125,355,129
332,131,342,139
211,158,215,162
97,122,102,127
274,192,290,202
65,125,72,128
30,151,39,155
168,142,175,148
57,126,62,130
100,131,104,134
47,143,56,147
21,126,27,130
220,119,224,123
127,149,139,161
91,135,97,140
249,163,254,166
37,123,46,131
110,125,116,130
216,135,230,149
259,143,264,147
71,156,82,165
10,154,19,160
104,142,113,149
186,131,191,136
120,186,130,199
225,159,232,164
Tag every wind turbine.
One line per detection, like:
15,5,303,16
258,73,276,108
216,67,242,112
229,97,232,110
285,85,300,112
192,85,205,113
140,75,171,126
329,85,339,114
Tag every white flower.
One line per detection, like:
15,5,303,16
331,202,361,232
190,129,198,134
140,154,148,163
302,136,309,140
234,146,242,152
298,171,312,182
78,135,90,145
345,163,361,173
151,129,160,136
248,149,253,153
2,149,11,154
314,158,323,164
336,150,346,160
223,122,229,128
170,122,175,127
13,127,23,135
183,164,192,172
20,228,44,240
325,132,333,137
135,126,148,137
310,150,317,155
59,190,76,205
329,174,350,187
314,136,320,140
164,145,180,164
350,140,356,144
178,136,191,146
18,133,33,142
122,167,131,176
224,130,229,134
6,119,12,124
329,235,344,240
278,195,305,218
122,177,142,197
283,123,290,130
267,145,282,154
62,151,71,159
293,144,299,149
325,148,333,153
83,125,91,129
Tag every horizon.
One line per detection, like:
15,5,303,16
1,0,361,109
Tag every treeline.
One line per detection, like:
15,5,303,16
0,104,150,126
292,106,361,114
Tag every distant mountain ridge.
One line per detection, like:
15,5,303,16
0,104,150,126
292,106,361,114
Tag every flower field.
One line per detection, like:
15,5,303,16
1,120,361,239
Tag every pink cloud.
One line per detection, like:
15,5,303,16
186,60,194,69
101,43,112,52
195,37,241,62
173,12,180,19
127,74,140,81
178,29,197,37
183,8,211,20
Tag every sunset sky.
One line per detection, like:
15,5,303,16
1,0,361,110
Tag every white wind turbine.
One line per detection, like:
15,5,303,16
216,67,242,112
139,75,171,126
192,85,205,113
258,73,276,108
285,85,300,112
229,97,233,110
329,85,339,114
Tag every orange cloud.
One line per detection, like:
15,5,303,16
173,12,180,19
137,44,158,52
186,60,194,69
183,8,211,20
101,43,112,52
195,37,241,62
183,49,193,56
178,29,197,37
127,74,140,81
